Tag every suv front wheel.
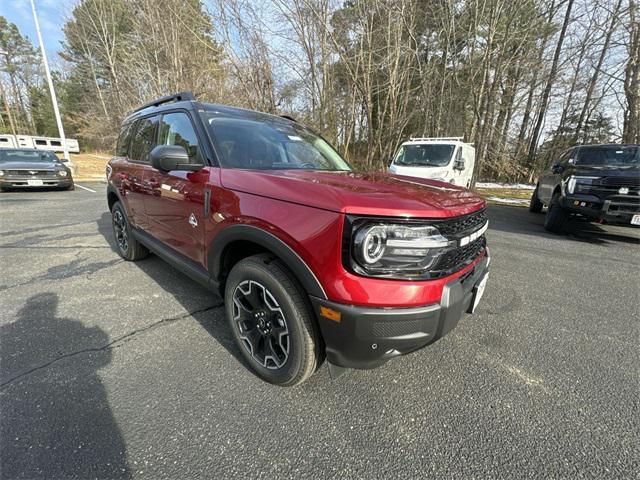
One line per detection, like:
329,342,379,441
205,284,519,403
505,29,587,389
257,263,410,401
224,254,323,386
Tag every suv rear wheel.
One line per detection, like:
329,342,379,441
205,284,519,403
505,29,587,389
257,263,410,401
529,185,543,213
544,192,569,233
111,201,149,261
224,254,322,386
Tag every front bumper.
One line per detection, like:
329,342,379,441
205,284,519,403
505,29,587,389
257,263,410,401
561,194,640,225
310,253,490,370
0,177,73,189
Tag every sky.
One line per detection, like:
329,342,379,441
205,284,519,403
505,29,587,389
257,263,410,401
0,0,68,62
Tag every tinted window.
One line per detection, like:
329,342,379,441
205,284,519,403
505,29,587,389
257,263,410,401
116,122,134,156
575,146,639,166
35,139,47,146
158,112,200,163
393,144,455,167
50,140,61,146
202,115,350,171
128,116,158,162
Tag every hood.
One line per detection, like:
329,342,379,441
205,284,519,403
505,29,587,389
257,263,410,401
220,169,485,218
0,161,62,171
568,165,640,177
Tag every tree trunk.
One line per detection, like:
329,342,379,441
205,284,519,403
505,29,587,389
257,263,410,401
574,0,622,141
526,0,574,168
623,0,640,143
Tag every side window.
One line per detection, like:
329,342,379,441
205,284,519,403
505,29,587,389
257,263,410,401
116,122,134,156
393,146,405,164
128,116,158,163
158,112,201,163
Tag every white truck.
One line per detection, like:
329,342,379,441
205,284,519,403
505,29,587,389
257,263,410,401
388,137,476,188
0,134,80,153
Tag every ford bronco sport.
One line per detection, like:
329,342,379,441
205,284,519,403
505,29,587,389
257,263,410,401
530,144,640,232
107,92,490,386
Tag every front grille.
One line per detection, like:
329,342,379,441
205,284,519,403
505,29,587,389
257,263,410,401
431,236,486,274
601,177,640,188
434,208,487,238
5,169,57,178
372,318,424,338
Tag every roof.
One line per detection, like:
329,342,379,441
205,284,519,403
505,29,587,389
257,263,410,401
123,92,295,127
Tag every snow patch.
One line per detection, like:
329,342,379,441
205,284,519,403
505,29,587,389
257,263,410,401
477,182,535,190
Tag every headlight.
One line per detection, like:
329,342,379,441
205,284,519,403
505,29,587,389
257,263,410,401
57,170,68,177
351,222,451,276
0,170,4,176
567,175,599,194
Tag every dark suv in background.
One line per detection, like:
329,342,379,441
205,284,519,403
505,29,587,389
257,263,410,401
530,144,640,232
106,92,490,386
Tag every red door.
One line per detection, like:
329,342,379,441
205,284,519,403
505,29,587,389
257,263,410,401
143,111,209,264
143,168,210,264
119,116,159,228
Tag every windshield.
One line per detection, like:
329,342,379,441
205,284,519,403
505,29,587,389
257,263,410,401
0,150,60,163
202,115,351,171
574,146,639,167
393,144,455,167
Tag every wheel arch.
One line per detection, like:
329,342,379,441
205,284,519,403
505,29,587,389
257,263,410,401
208,225,327,300
107,185,122,211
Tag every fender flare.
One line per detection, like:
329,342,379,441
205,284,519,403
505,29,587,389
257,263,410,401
208,224,327,300
106,184,124,210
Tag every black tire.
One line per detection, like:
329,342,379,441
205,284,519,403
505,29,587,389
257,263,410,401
529,185,543,213
111,201,148,261
544,192,569,233
66,183,75,191
224,254,323,386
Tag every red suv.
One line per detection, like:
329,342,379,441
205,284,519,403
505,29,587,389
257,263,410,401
107,92,490,386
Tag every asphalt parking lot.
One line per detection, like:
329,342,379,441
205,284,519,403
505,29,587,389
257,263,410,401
1,183,639,479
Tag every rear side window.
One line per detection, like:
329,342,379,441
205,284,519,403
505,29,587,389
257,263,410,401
128,116,158,163
158,112,201,164
116,122,134,156
35,139,47,146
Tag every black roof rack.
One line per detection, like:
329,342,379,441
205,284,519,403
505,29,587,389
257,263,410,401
133,91,195,113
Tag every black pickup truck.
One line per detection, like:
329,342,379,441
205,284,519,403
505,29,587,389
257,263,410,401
529,144,640,232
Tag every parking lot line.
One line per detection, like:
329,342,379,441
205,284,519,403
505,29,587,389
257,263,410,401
76,184,97,193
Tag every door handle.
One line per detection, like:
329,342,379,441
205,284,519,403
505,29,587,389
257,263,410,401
204,188,211,218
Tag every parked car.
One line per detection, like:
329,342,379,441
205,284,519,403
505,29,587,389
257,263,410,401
530,144,640,232
107,92,490,386
0,148,74,191
388,137,476,188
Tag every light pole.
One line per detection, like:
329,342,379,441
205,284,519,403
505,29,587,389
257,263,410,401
30,0,72,167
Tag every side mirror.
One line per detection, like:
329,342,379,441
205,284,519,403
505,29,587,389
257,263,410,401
150,145,202,172
454,149,465,170
551,163,564,174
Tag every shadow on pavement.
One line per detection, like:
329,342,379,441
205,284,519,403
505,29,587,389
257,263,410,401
96,212,244,366
487,204,640,246
0,292,130,479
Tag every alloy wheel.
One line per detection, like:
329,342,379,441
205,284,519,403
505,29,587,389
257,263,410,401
113,210,129,253
232,280,290,369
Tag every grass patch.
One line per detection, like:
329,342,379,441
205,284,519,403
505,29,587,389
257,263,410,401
474,188,533,208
